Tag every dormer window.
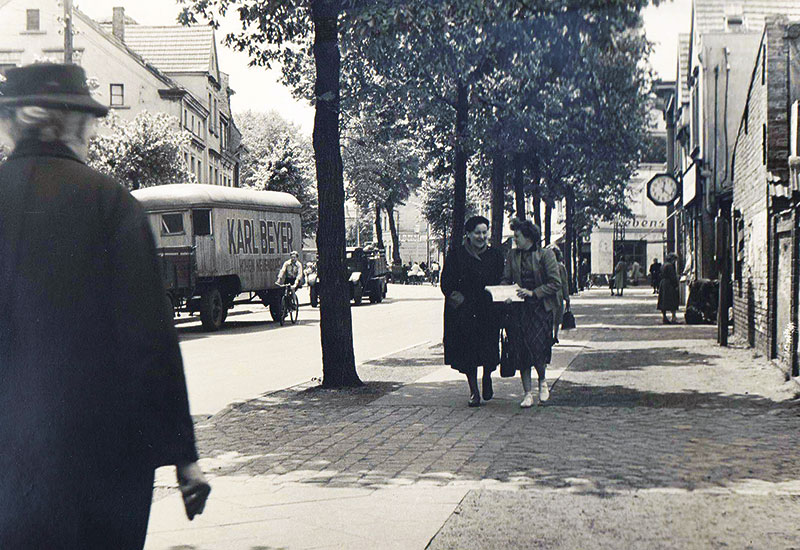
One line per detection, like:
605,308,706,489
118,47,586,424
26,9,40,31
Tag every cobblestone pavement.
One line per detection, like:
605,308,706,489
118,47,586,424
186,290,800,496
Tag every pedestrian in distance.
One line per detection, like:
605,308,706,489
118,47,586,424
579,257,590,290
502,218,561,408
441,215,505,407
649,257,662,295
613,256,627,296
0,63,209,550
657,252,680,324
548,245,570,345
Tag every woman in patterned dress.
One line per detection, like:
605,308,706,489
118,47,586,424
502,219,562,408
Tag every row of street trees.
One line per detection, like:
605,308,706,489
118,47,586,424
177,0,658,389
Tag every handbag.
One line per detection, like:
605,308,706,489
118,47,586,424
500,328,516,377
561,306,576,330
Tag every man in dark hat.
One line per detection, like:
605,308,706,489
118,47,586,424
0,63,209,549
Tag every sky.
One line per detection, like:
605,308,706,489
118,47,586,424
75,0,694,135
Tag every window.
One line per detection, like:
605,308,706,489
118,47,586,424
26,9,40,31
109,84,124,106
191,114,196,134
183,108,188,129
160,213,184,235
197,160,203,182
192,209,212,236
191,156,196,175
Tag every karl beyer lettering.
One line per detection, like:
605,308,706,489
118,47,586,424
227,218,295,273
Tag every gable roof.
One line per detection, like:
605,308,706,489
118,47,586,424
115,25,218,76
693,0,800,34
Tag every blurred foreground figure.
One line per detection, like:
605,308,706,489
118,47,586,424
0,64,209,550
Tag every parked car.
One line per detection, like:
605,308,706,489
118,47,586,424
132,184,303,330
346,247,389,305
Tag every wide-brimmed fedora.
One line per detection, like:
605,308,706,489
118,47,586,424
0,63,108,117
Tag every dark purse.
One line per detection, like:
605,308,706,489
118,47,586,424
561,305,576,330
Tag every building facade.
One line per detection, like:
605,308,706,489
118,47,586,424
730,15,800,376
0,0,241,186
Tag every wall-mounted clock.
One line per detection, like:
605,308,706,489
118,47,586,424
646,173,680,206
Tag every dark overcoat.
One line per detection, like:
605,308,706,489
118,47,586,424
441,244,504,372
0,140,197,548
657,261,680,312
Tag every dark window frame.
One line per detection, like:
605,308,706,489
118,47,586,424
160,212,185,235
192,209,212,236
109,83,124,106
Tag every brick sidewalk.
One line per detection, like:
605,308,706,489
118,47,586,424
146,288,800,549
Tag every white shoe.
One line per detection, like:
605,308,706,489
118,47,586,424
538,381,550,403
520,392,534,408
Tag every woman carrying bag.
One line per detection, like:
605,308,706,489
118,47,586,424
549,245,570,344
502,219,562,408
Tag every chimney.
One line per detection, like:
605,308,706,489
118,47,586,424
112,7,125,42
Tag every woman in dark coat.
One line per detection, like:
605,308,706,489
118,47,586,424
657,252,680,323
441,215,505,407
0,64,209,550
502,219,562,408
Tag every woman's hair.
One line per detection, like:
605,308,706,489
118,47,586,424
464,215,490,233
548,244,563,262
0,105,95,148
509,218,541,249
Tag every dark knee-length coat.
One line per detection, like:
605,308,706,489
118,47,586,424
441,244,505,372
657,261,680,312
0,140,198,547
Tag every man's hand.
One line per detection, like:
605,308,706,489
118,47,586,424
177,462,211,520
447,291,465,309
516,288,534,299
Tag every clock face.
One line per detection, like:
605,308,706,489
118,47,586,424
646,174,680,205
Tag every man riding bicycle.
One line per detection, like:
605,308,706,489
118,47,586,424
276,251,305,290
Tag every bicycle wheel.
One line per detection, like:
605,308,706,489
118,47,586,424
289,292,299,324
278,294,287,326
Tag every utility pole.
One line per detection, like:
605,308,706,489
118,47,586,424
64,0,74,64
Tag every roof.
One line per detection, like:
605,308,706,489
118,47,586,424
111,25,217,74
132,184,302,212
693,0,800,34
677,34,690,104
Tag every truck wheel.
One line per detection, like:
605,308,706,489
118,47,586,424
310,286,318,307
352,282,363,305
200,288,225,331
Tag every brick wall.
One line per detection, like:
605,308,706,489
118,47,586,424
731,16,794,359
732,26,770,354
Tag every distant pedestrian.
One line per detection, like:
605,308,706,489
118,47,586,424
657,253,680,324
441,216,504,407
430,260,440,284
0,64,209,550
613,257,627,296
502,219,561,408
630,260,641,285
548,245,570,345
649,258,662,294
579,257,590,290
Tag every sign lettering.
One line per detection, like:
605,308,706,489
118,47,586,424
226,217,296,256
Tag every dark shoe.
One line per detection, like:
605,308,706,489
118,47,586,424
553,337,559,345
662,318,671,324
482,376,493,401
468,393,481,407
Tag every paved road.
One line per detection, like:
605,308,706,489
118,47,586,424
146,288,800,549
176,283,443,416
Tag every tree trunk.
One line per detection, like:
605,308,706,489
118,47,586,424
513,152,525,220
311,4,361,388
564,190,575,295
385,203,402,265
490,151,506,248
544,201,551,245
531,184,541,228
374,203,384,249
449,81,469,253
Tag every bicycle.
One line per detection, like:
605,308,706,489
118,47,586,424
278,284,299,326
